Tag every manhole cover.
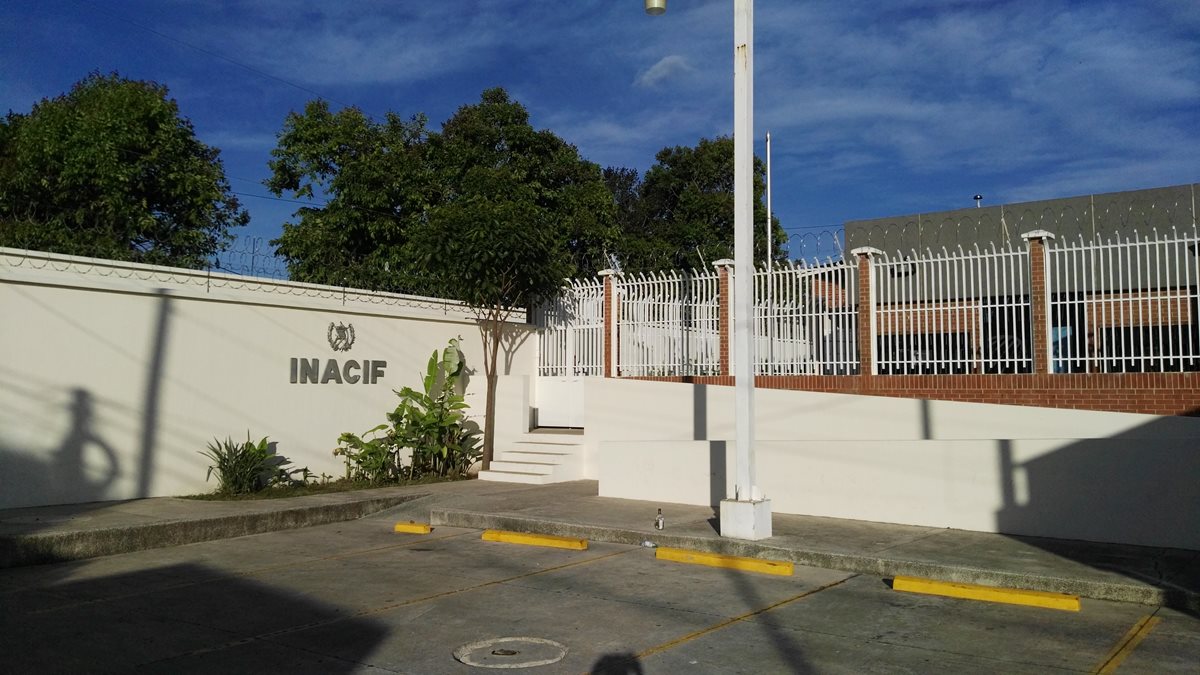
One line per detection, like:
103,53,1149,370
453,637,568,669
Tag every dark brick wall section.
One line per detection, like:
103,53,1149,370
631,373,1200,417
718,264,732,376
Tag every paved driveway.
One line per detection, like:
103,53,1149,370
1,510,1196,673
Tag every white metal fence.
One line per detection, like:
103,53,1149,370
873,245,1031,374
617,269,721,377
1047,228,1200,373
754,260,858,375
535,278,605,376
536,226,1200,378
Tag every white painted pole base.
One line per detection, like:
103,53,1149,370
719,498,773,540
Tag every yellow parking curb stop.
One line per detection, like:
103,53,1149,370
655,547,793,576
481,529,588,550
892,575,1080,611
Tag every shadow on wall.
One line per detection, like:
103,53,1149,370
708,440,727,509
135,290,173,498
452,325,527,401
54,388,119,503
696,384,731,512
0,561,388,671
501,322,533,375
694,384,707,441
0,291,172,511
995,411,1200,616
0,387,121,511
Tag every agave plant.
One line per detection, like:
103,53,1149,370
200,433,303,495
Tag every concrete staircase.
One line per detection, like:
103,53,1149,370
477,429,585,484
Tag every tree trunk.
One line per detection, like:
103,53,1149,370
483,368,498,471
481,312,503,471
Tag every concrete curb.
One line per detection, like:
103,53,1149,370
0,495,417,568
431,508,1200,613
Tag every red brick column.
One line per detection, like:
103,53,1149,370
599,269,617,377
851,247,882,377
714,259,734,377
1021,231,1056,374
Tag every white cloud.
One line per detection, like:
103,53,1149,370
1007,155,1200,206
635,55,693,88
542,103,721,170
183,3,529,87
12,0,1192,232
745,0,1199,191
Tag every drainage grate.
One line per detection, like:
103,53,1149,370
452,637,568,669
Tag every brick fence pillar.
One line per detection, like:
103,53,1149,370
1021,230,1056,374
599,269,617,377
714,259,735,377
850,247,883,377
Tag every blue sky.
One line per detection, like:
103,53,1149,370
2,0,1198,262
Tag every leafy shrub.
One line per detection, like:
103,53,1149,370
200,433,308,495
335,338,480,482
334,423,402,484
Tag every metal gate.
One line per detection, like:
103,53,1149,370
533,279,604,427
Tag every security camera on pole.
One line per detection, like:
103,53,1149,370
645,0,772,540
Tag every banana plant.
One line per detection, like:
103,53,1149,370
391,338,480,477
334,338,480,481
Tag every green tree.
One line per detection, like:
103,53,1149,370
0,72,248,267
602,165,641,269
606,136,784,274
410,89,588,469
266,88,616,294
266,101,434,292
429,88,617,278
267,88,615,466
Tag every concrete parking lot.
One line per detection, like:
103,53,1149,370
2,509,1197,674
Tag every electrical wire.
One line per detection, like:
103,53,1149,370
230,191,328,209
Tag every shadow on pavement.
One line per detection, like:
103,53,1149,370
590,651,644,674
0,561,388,672
720,558,815,674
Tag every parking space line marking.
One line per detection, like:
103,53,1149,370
348,547,628,620
1093,614,1161,674
655,547,793,576
892,576,1081,612
149,546,638,664
393,522,432,534
636,575,856,661
481,529,588,550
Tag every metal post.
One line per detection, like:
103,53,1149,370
733,0,755,503
720,0,771,540
766,131,773,268
646,0,770,540
766,131,774,373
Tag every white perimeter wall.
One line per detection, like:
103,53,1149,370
0,249,536,509
590,378,1200,549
